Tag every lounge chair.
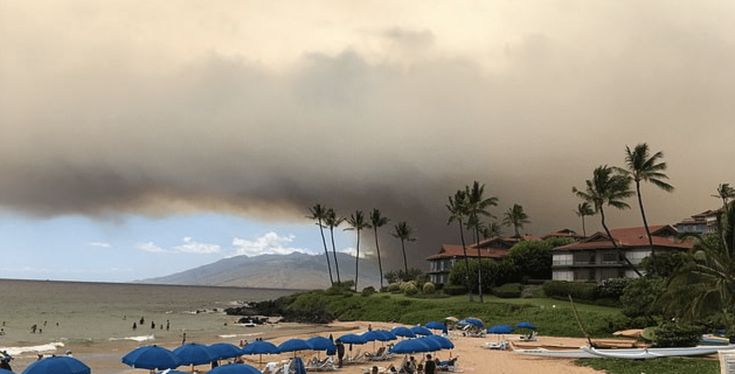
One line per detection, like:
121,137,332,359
263,362,283,374
367,347,392,361
721,351,735,374
519,331,538,342
345,349,368,364
306,357,336,372
437,357,461,372
483,340,509,350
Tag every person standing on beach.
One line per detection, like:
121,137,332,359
151,321,155,329
132,322,137,330
335,339,345,368
140,316,144,325
166,320,170,331
424,354,436,374
182,332,187,345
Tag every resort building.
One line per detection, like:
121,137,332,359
675,209,720,235
426,234,540,285
542,228,584,240
551,225,693,282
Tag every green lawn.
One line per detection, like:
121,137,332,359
576,358,719,374
281,291,628,338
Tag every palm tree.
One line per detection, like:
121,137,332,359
616,143,674,276
307,204,334,285
447,190,473,301
661,204,735,326
481,221,503,239
324,208,344,284
368,209,390,290
345,210,368,291
575,202,594,237
573,165,641,276
502,204,530,237
465,181,498,303
392,221,416,275
712,183,735,251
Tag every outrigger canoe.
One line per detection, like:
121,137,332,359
581,345,735,360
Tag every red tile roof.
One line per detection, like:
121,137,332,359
426,244,509,260
554,225,693,251
542,228,582,239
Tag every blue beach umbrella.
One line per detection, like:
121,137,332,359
458,318,484,328
306,336,336,351
425,335,454,350
209,343,243,360
22,356,91,374
0,370,13,374
411,326,433,336
487,325,515,334
361,330,394,342
241,340,278,364
516,322,537,330
391,326,416,338
278,339,312,354
389,339,432,354
173,343,218,366
337,333,367,345
424,321,445,330
208,364,262,374
417,337,442,351
122,345,180,370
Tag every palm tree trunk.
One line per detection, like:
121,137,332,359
457,220,473,302
722,199,730,254
581,215,587,237
600,207,642,277
330,227,341,283
401,239,408,274
513,224,520,237
474,225,484,303
354,230,360,292
319,219,334,285
373,228,384,290
635,181,657,276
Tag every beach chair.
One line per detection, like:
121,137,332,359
483,340,509,350
519,331,538,342
720,351,735,374
346,349,367,364
306,357,336,372
369,347,393,361
263,362,283,374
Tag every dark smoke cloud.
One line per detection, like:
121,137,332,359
1,1,735,266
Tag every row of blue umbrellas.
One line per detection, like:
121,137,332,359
423,319,536,334
487,322,537,334
389,335,454,354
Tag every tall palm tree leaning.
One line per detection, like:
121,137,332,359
502,204,530,238
465,181,498,304
392,221,416,276
573,165,642,276
447,190,473,301
616,143,674,276
324,208,344,284
712,183,735,250
368,209,390,290
307,204,334,285
345,210,368,291
575,202,594,237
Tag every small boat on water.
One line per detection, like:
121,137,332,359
581,345,735,360
513,344,735,359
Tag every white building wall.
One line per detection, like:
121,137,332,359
553,270,574,281
552,253,573,266
625,249,652,265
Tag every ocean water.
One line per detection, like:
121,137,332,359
0,279,295,355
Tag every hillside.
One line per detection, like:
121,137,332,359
142,252,383,290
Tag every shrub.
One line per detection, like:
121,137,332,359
442,284,467,296
597,278,631,299
361,286,376,297
387,283,401,292
385,268,428,283
654,322,703,347
403,283,419,296
641,252,688,278
423,282,436,294
521,284,545,298
543,237,577,248
506,240,554,280
399,281,417,293
620,277,664,319
448,259,515,293
543,280,598,301
493,283,523,298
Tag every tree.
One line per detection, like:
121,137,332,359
392,221,416,274
368,209,390,290
481,221,503,239
661,205,735,328
307,204,334,285
573,165,641,276
502,204,530,237
324,208,344,283
712,183,735,250
616,143,674,275
447,190,473,301
345,210,368,291
465,181,499,303
506,240,553,280
575,202,594,237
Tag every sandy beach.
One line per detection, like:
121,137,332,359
11,320,602,374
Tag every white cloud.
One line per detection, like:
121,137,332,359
136,242,165,253
174,237,221,254
88,241,111,248
232,232,309,256
340,247,368,259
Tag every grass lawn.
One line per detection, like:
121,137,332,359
575,358,719,374
281,291,627,338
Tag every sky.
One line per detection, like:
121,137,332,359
1,1,735,281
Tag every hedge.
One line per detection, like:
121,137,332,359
543,280,598,301
493,283,523,298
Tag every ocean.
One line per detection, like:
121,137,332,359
0,279,296,370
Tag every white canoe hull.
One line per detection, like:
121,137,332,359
512,347,597,359
581,345,735,360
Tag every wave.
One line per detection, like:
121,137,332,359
0,342,65,356
109,335,155,342
217,332,263,338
